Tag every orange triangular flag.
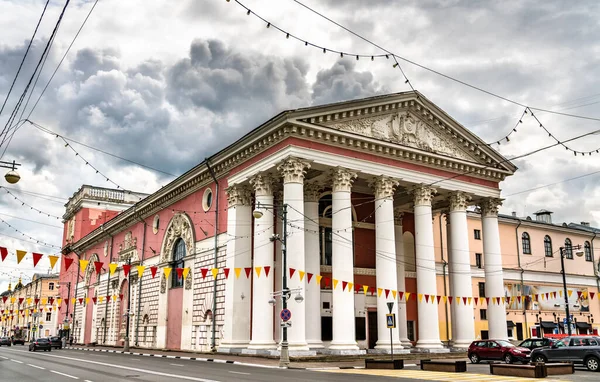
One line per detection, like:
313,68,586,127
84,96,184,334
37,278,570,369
98,296,105,303
211,268,219,279
41,298,47,305
85,297,90,305
57,298,62,306
255,267,262,278
501,297,506,304
79,259,89,272
48,255,59,270
568,290,573,298
182,268,190,279
316,275,323,285
112,295,118,301
234,268,241,279
363,285,369,295
405,292,411,301
443,296,448,304
377,288,383,297
16,250,27,264
430,295,436,304
137,265,146,277
163,267,172,279
392,290,397,299
559,290,563,297
71,298,76,305
109,263,118,275
299,271,305,281
468,297,473,305
332,279,339,289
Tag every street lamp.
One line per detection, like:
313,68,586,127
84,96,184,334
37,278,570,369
56,281,71,347
559,245,583,336
253,202,304,368
0,160,21,184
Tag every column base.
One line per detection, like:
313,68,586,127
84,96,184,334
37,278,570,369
307,340,325,349
368,347,410,355
241,348,280,356
217,340,250,354
415,339,448,352
450,339,473,349
400,338,413,348
247,340,277,350
374,341,404,350
321,348,366,356
288,342,311,352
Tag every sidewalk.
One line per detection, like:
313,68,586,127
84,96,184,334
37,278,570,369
64,344,467,370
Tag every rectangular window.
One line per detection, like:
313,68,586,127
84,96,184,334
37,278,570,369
355,317,366,341
46,312,52,321
407,321,415,341
474,229,481,240
320,227,333,266
480,309,487,320
478,282,486,298
475,253,482,268
48,283,54,291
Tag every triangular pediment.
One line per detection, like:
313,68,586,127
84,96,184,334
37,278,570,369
291,92,516,174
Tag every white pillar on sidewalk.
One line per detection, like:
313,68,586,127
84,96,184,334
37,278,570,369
219,185,253,352
448,192,475,348
446,214,456,343
304,182,323,349
481,198,508,340
248,174,276,350
394,210,411,347
278,157,310,351
413,185,445,351
329,167,360,353
370,176,403,352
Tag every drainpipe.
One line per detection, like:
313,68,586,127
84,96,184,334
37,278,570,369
438,214,450,342
205,158,219,351
514,219,526,338
592,233,599,313
135,211,147,346
102,234,113,344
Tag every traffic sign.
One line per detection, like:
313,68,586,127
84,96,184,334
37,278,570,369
387,302,394,314
386,313,396,329
280,321,292,328
280,308,292,322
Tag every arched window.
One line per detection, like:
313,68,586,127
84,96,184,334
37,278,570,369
171,238,186,288
585,241,592,262
564,238,573,259
544,235,553,257
522,232,531,254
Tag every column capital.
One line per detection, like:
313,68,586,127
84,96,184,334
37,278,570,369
480,198,503,217
393,209,404,225
225,185,252,208
304,182,323,202
411,185,437,207
369,176,399,200
277,157,310,184
330,167,357,193
249,173,276,197
448,191,472,212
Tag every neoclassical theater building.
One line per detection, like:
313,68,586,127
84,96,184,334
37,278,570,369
57,91,519,354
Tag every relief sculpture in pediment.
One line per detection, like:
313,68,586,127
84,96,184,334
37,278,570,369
329,112,471,161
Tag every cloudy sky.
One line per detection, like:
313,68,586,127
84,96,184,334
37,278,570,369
1,0,599,291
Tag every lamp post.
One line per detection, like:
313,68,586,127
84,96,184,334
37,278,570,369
253,202,303,368
57,281,71,347
123,257,132,352
559,245,583,336
0,160,21,184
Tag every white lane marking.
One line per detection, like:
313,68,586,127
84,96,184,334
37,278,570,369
228,371,251,375
51,370,79,379
28,364,46,370
84,380,93,382
10,359,24,363
8,349,220,382
0,355,8,359
170,363,184,366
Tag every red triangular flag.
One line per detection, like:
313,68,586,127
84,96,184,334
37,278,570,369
64,257,74,271
58,305,61,311
307,273,313,283
123,264,131,277
244,267,252,278
517,296,522,303
290,268,296,278
577,291,583,299
18,297,24,305
385,289,390,298
463,297,467,305
0,247,7,261
2,296,7,303
342,281,348,291
437,295,442,304
474,297,479,305
94,261,103,274
399,291,404,300
78,298,84,305
324,277,331,288
264,266,271,277
201,268,209,279
485,297,490,305
32,253,43,267
590,292,595,300
92,297,97,305
176,268,184,279
34,298,40,305
424,294,429,303
355,283,361,293
546,293,549,300
223,268,231,279
119,294,124,301
150,266,158,278
48,297,54,305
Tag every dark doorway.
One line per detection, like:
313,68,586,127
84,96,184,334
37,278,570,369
481,330,489,340
368,311,378,349
516,323,523,340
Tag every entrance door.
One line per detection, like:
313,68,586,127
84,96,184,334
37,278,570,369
166,287,183,349
84,287,94,344
367,311,378,349
481,330,489,340
516,323,523,340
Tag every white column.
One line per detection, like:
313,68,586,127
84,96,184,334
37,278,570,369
249,174,276,349
413,185,444,350
273,190,283,344
278,157,310,351
304,182,323,349
329,167,359,352
394,210,411,347
219,185,252,352
446,214,456,343
481,198,508,340
370,176,403,351
448,192,475,348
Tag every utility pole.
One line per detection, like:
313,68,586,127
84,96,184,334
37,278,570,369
123,257,132,352
62,281,71,348
559,245,582,336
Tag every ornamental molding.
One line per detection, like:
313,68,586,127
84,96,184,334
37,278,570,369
185,268,193,290
369,176,399,200
159,213,196,263
393,209,404,225
480,198,503,217
249,173,276,197
448,191,472,212
411,185,437,206
84,253,100,285
330,167,357,193
277,156,310,184
225,185,252,208
304,182,323,202
160,272,167,294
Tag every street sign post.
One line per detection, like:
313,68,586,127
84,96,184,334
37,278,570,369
386,302,396,360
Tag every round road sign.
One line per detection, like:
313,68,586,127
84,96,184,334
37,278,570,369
280,308,292,322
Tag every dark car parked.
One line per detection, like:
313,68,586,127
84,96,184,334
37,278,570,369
48,336,62,349
11,337,25,345
28,338,51,352
518,337,556,350
468,339,531,364
530,336,600,371
0,337,11,346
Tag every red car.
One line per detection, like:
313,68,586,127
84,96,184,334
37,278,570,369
468,339,531,364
